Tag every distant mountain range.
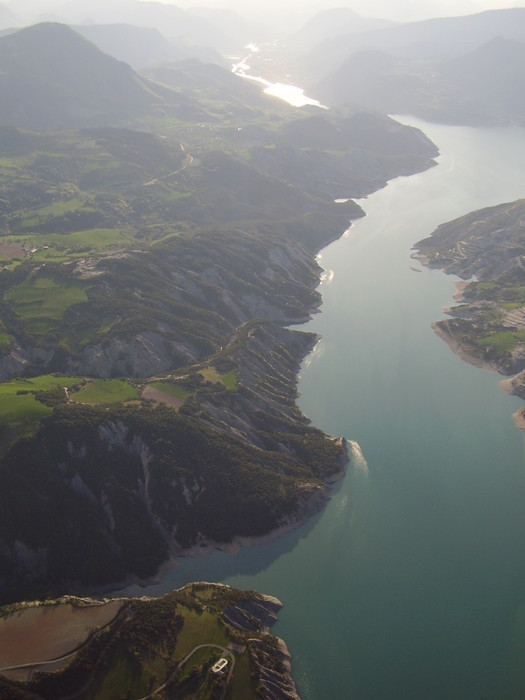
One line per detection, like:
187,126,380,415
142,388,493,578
11,0,266,52
143,58,272,116
0,22,265,129
310,9,525,126
0,22,176,129
183,5,270,45
289,7,395,51
73,23,228,71
302,7,525,79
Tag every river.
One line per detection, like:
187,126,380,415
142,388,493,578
231,44,326,107
121,120,525,699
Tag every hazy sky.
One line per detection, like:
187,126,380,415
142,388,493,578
176,0,525,23
7,0,525,26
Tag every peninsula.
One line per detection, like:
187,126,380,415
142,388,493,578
0,583,298,699
414,198,525,429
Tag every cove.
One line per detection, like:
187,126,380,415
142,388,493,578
120,119,525,699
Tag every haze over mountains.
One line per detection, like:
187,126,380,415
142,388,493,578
74,24,227,70
1,0,524,130
300,7,525,125
0,3,16,25
301,7,525,69
313,34,525,124
287,7,395,50
0,21,272,128
0,0,270,49
0,23,174,129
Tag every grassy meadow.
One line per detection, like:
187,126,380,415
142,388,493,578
69,379,139,405
200,367,238,390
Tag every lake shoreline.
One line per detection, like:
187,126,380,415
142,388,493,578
105,440,349,597
431,322,525,433
431,321,491,370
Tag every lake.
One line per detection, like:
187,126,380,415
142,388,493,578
121,119,525,699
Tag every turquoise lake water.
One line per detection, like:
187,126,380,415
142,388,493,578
122,119,525,699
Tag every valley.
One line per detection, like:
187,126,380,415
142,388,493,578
2,4,525,698
0,23,438,604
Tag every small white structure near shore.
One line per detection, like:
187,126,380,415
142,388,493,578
211,658,228,674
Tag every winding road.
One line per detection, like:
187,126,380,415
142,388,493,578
142,145,194,187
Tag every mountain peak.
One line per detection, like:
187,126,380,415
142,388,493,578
0,22,167,129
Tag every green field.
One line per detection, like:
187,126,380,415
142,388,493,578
174,607,229,659
79,648,149,700
19,197,85,228
0,375,83,427
149,231,181,247
80,605,231,700
478,330,525,355
69,379,139,405
200,367,238,390
220,370,238,390
228,650,254,700
0,327,11,348
6,275,88,335
0,228,136,264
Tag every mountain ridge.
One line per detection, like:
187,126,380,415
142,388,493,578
314,34,525,125
0,22,172,129
302,7,525,80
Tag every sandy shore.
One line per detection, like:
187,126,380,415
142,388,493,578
431,322,491,370
433,323,525,433
512,409,525,433
500,377,515,395
500,369,525,397
453,280,470,301
108,502,327,593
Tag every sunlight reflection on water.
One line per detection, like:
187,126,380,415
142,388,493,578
232,45,325,108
